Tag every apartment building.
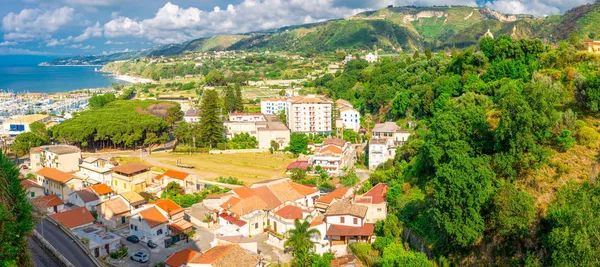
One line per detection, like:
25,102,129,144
36,167,85,202
224,113,290,149
312,138,352,174
111,163,152,194
260,98,287,115
368,122,411,170
78,157,114,186
30,145,81,172
286,95,333,134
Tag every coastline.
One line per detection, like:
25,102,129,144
111,74,156,84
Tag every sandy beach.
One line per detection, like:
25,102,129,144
113,75,157,84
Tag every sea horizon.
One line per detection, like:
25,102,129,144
0,55,127,94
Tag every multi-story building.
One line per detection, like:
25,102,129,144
224,113,290,150
368,122,411,170
286,95,332,134
30,145,81,172
261,98,287,115
36,167,85,202
78,157,114,186
111,163,152,194
354,183,389,223
584,40,600,54
323,200,374,246
183,109,201,123
335,99,360,132
312,138,352,174
21,179,44,199
130,206,169,244
2,114,50,136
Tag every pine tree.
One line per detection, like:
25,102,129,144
199,89,224,147
234,84,244,112
223,86,236,113
0,152,34,266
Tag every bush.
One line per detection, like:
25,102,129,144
555,129,576,152
110,247,128,259
215,176,245,185
576,126,599,147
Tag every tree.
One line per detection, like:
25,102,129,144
431,155,493,249
380,243,433,267
144,132,169,154
289,168,307,182
555,130,576,152
234,84,244,112
278,109,287,125
11,132,47,157
199,90,224,147
165,105,183,126
425,48,433,59
413,50,420,60
29,121,49,142
289,133,308,155
285,218,322,267
223,86,236,113
0,152,35,266
204,70,224,86
491,183,536,239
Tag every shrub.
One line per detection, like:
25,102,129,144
110,247,128,259
555,130,576,152
576,126,599,147
215,176,245,185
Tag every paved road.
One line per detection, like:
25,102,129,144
28,237,61,267
35,219,96,267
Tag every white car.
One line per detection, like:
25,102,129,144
130,252,149,263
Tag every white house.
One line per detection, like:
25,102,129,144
154,169,197,192
365,52,378,63
78,157,113,186
21,179,44,199
323,200,374,247
68,188,100,211
184,109,201,123
73,224,122,258
36,167,85,202
354,183,389,223
312,138,352,174
130,206,169,244
368,122,411,170
87,183,115,201
2,114,50,136
33,194,65,214
260,98,287,115
339,107,360,132
224,114,290,150
30,145,81,172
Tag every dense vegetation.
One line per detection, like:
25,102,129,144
312,35,600,265
51,100,177,151
0,152,35,266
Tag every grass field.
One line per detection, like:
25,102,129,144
149,152,296,185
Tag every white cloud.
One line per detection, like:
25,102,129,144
0,47,52,55
0,41,17,46
74,21,103,42
46,36,73,47
2,6,75,41
94,1,366,44
485,0,593,16
68,43,95,49
105,40,126,45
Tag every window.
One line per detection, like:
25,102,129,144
121,216,125,224
130,225,133,230
377,208,382,212
157,229,163,235
340,217,345,223
31,192,35,198
134,226,138,231
255,223,259,229
353,218,358,225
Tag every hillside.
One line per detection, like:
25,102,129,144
45,3,600,65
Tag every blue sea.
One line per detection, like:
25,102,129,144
0,55,127,93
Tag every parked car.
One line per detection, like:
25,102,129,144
20,165,28,169
147,240,157,249
130,252,149,263
126,235,139,243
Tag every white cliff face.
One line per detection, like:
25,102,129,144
402,11,449,23
479,8,519,22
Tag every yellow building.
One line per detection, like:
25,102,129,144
111,163,152,194
584,41,600,53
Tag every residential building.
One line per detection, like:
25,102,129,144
21,179,44,199
87,183,115,201
286,160,310,173
96,197,131,230
111,163,152,194
365,52,378,63
324,200,374,246
120,191,147,210
314,187,352,213
166,248,202,267
30,145,81,172
49,206,95,230
312,138,352,174
260,98,287,115
78,157,114,186
267,204,321,249
187,244,262,267
585,41,600,53
151,199,185,222
73,224,122,258
343,55,354,64
184,109,201,123
354,183,389,223
368,122,411,170
33,194,65,214
286,95,333,134
224,113,290,150
2,114,50,136
68,188,100,211
339,106,360,132
154,169,197,192
130,206,169,244
212,235,258,254
36,167,85,202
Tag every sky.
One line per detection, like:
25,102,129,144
0,0,594,56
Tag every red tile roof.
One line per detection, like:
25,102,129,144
169,220,193,232
21,179,42,189
317,187,350,204
322,138,346,147
162,169,190,180
87,184,114,195
274,205,304,220
319,145,343,154
190,244,258,266
33,195,64,208
232,187,255,198
72,188,99,203
151,199,184,216
219,213,247,227
326,223,374,237
36,167,74,183
49,207,95,229
139,207,168,228
355,183,388,204
165,248,202,267
286,161,310,171
251,186,282,210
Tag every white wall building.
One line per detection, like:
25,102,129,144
78,157,113,186
339,107,360,132
30,145,81,172
130,206,169,244
368,122,411,170
224,114,290,150
286,95,333,134
312,138,352,174
68,189,100,211
2,114,50,136
260,98,287,115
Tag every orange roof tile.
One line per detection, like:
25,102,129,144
229,195,268,216
88,184,114,195
317,187,350,204
36,167,74,183
190,244,258,266
165,248,202,267
49,206,95,229
251,186,282,210
139,207,168,228
21,179,42,189
162,169,190,180
290,182,319,196
170,220,194,232
102,197,130,214
274,205,303,220
232,187,255,198
319,145,343,154
221,197,241,210
111,163,151,175
269,181,318,204
33,195,64,208
151,199,184,216
356,183,388,204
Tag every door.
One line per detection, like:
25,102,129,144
105,244,109,254
273,221,277,233
94,248,99,257
53,206,57,213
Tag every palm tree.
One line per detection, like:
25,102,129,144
284,218,321,267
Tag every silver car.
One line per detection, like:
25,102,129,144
130,252,149,263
